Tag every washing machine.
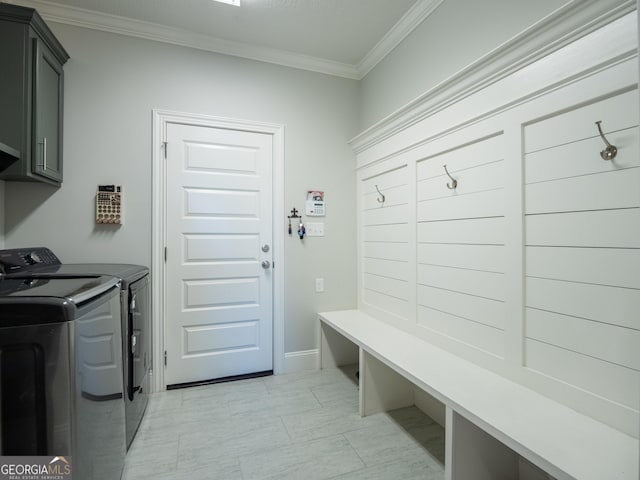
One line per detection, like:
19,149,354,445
0,249,126,479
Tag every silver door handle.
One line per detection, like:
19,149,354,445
261,260,271,269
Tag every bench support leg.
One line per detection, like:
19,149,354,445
359,349,413,416
319,322,359,369
448,409,519,480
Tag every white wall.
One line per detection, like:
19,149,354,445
4,24,358,357
358,0,569,131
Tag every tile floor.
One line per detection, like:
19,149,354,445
122,365,445,480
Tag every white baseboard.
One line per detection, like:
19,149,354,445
282,349,319,374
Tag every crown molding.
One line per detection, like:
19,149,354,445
350,0,638,153
357,0,445,78
3,0,439,80
3,0,361,78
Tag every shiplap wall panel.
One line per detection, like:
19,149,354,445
526,246,640,289
362,184,409,210
417,217,505,245
361,166,410,319
522,79,640,428
417,305,504,357
417,244,504,273
418,285,505,330
363,204,409,226
362,289,411,319
417,189,504,222
525,168,639,214
363,258,409,281
363,224,408,243
525,128,639,184
363,166,408,191
524,88,638,153
526,308,640,370
415,135,507,355
526,209,640,248
363,273,409,300
417,134,504,179
526,277,640,330
417,265,505,302
525,339,638,410
363,242,409,262
417,161,504,201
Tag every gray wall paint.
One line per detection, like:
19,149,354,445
4,24,358,354
358,0,569,131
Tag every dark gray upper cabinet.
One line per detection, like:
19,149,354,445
0,4,69,186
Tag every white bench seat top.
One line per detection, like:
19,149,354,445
319,309,638,480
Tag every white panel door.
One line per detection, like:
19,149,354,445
165,123,273,386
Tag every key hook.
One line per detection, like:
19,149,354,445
375,185,385,204
595,121,618,161
443,165,457,190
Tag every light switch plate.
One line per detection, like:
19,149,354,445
306,222,325,236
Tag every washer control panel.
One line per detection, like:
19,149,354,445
0,247,61,274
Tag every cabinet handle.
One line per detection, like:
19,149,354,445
38,137,47,170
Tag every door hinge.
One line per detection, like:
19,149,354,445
164,247,167,262
164,350,167,366
163,141,167,159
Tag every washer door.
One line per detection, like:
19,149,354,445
0,322,69,456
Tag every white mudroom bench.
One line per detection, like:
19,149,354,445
319,309,638,480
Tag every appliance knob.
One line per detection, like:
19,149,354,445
24,252,42,265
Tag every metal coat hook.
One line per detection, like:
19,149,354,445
595,121,618,161
375,185,385,204
443,165,458,190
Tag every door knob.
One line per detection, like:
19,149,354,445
261,244,270,253
261,260,271,269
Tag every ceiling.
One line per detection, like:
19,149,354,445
7,0,444,79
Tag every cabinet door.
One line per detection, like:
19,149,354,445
32,37,63,183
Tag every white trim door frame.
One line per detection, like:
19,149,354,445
151,109,285,392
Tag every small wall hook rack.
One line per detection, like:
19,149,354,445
375,185,385,204
595,120,618,161
287,207,302,236
443,165,458,190
288,207,301,219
